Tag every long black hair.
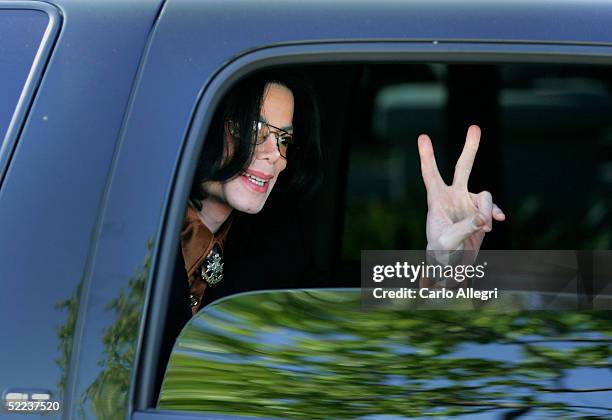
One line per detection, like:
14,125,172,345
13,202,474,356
190,69,322,208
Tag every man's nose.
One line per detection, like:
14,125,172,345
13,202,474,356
256,133,281,162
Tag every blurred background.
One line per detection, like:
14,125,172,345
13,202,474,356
338,63,612,259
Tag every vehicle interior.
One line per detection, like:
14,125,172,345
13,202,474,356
154,61,612,407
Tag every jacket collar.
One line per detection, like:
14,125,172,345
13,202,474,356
181,204,233,279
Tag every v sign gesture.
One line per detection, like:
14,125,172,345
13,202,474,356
418,125,505,255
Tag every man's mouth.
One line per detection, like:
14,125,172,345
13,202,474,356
241,171,271,187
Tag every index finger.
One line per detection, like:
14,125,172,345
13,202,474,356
452,125,481,188
417,134,445,193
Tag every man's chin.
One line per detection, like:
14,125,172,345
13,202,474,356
232,200,266,214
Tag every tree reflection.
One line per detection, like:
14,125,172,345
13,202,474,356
55,280,83,397
55,241,150,419
159,290,612,419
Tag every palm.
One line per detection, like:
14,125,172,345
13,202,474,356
418,125,504,253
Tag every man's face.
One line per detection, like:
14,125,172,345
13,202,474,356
203,82,294,214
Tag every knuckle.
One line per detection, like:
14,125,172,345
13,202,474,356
480,190,492,201
437,236,452,250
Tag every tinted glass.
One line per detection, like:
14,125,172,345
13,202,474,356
159,289,612,418
0,9,48,147
342,63,612,258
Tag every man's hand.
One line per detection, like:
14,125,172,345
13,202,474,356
418,125,505,253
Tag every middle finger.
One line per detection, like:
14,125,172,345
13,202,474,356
452,125,481,188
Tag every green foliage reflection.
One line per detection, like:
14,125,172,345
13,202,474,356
159,289,612,419
55,241,151,419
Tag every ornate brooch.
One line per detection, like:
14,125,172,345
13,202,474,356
201,246,224,286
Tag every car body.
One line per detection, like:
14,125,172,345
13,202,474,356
1,0,612,419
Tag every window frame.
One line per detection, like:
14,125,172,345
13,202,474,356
132,40,612,418
0,1,61,188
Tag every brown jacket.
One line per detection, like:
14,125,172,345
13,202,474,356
181,205,232,315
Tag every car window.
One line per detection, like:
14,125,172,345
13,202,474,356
159,289,612,419
0,9,48,148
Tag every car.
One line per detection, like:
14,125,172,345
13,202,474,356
1,0,611,419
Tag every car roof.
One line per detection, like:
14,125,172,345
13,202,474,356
49,0,612,45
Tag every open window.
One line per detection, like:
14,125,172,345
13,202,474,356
138,56,612,419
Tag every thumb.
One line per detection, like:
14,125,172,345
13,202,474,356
435,213,486,250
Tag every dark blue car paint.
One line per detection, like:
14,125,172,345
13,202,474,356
0,2,59,188
2,1,612,419
0,0,163,418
